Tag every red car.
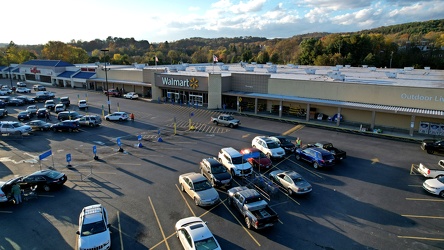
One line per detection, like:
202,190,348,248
103,89,121,97
240,148,272,169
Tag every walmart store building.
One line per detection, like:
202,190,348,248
2,60,444,137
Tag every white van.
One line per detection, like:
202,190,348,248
217,147,252,177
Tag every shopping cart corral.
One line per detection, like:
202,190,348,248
247,173,279,200
22,186,38,201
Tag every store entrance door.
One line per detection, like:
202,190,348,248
189,94,203,106
167,92,180,103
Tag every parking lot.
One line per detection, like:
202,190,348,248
0,81,443,250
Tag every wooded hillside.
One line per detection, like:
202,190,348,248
1,19,443,69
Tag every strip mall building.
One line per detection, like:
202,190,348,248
1,60,443,136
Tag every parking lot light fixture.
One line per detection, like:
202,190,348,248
4,51,13,88
101,49,111,114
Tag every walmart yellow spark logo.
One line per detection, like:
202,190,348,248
190,78,199,89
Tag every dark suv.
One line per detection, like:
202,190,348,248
51,120,80,132
294,145,335,169
199,158,232,188
57,111,82,121
60,97,70,107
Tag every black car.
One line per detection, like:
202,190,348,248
21,169,67,192
0,100,5,108
17,111,32,121
421,139,444,154
51,120,80,132
15,95,35,104
7,98,25,106
271,135,296,154
57,111,82,121
26,120,52,131
60,96,70,107
314,141,346,161
199,158,232,188
36,108,48,118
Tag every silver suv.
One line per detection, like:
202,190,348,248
0,121,32,135
76,115,102,127
76,204,111,250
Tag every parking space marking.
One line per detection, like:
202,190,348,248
220,199,261,247
408,185,422,187
117,211,124,250
406,198,444,202
0,211,13,213
397,236,444,241
175,184,196,217
284,158,324,179
149,196,170,250
282,124,305,136
401,214,444,219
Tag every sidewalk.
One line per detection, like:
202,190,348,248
220,109,434,143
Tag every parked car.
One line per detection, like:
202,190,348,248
7,98,25,106
175,217,221,250
51,120,80,132
26,120,52,131
211,114,240,128
21,169,67,191
76,115,102,127
0,100,5,108
44,100,56,110
78,99,88,109
269,136,296,154
421,139,444,154
0,109,8,118
104,112,128,121
1,86,13,95
123,92,139,99
33,85,46,91
239,148,272,170
294,145,336,169
417,161,444,178
36,108,48,118
179,172,220,207
0,121,32,135
57,111,82,121
218,147,253,177
227,186,279,230
16,87,32,93
314,141,347,161
54,104,66,113
26,105,38,114
60,96,70,107
17,82,27,87
199,158,232,188
423,176,444,197
76,204,111,250
0,176,24,204
251,136,286,159
16,95,35,104
103,89,121,97
17,111,32,121
269,170,312,195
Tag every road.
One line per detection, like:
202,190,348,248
0,82,443,250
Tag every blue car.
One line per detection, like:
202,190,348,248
294,145,335,169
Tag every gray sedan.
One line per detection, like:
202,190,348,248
269,170,312,195
179,172,220,207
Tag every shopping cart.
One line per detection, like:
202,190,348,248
22,186,38,201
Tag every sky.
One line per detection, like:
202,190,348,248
3,0,443,45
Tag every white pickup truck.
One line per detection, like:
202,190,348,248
211,114,240,128
417,160,444,178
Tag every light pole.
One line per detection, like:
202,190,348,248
4,52,13,88
390,51,394,69
101,49,111,114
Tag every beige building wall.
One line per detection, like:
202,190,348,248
95,69,143,82
269,79,444,110
143,68,165,101
208,73,222,109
